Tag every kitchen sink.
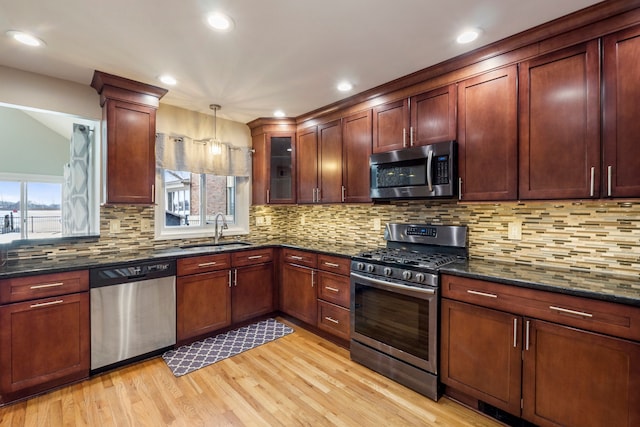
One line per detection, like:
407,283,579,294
178,241,253,252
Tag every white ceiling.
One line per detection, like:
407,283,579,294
0,0,603,123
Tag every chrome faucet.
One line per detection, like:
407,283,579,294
213,212,227,244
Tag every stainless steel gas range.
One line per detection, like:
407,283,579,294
350,223,467,401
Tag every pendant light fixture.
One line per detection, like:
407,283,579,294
209,103,222,155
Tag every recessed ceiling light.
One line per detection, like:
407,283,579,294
457,29,481,44
337,81,353,92
207,13,235,32
159,75,177,85
273,110,286,118
6,30,45,47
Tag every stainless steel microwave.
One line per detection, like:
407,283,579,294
370,141,457,200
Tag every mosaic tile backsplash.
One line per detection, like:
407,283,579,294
5,200,639,278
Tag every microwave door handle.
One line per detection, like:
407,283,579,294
426,149,433,192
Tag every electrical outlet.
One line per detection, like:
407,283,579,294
141,219,152,232
265,216,272,226
508,221,522,240
255,216,265,226
109,219,120,234
373,218,381,231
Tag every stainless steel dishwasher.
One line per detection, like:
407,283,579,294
89,259,176,373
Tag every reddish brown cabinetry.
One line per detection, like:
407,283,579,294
342,110,372,203
296,127,319,203
231,248,275,323
441,274,640,427
518,41,600,200
316,254,351,340
91,71,167,205
280,249,318,325
602,25,640,198
0,270,90,403
251,131,296,205
176,254,232,343
372,99,409,153
458,66,518,201
411,84,457,147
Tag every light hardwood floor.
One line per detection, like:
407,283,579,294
0,319,501,426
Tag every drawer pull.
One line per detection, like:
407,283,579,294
323,262,340,268
198,262,217,267
30,282,64,290
325,286,340,293
247,255,263,260
30,299,64,309
290,255,303,261
466,290,498,298
549,306,593,318
324,316,340,324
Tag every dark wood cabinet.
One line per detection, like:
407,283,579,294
342,110,372,203
602,25,640,198
458,66,518,201
518,41,600,200
231,248,275,323
251,132,296,204
411,84,457,147
372,99,409,153
90,71,167,204
296,126,319,203
0,271,89,403
318,120,343,203
316,254,351,340
177,254,232,342
441,299,522,415
522,319,640,427
441,273,640,427
280,249,318,325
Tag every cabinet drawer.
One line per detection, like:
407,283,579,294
232,248,273,267
282,248,317,268
442,274,640,342
0,270,89,304
318,271,350,308
178,253,231,276
317,300,350,340
317,254,350,276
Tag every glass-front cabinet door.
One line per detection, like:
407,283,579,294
267,133,295,203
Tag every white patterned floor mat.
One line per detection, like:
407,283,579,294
162,318,294,376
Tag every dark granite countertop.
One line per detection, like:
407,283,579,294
442,259,640,308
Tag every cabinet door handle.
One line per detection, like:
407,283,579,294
589,166,595,197
324,316,340,324
466,289,498,298
233,268,238,287
198,262,217,267
513,318,518,348
607,165,612,197
316,188,321,203
30,299,64,309
30,282,64,290
549,305,593,318
311,270,315,288
247,255,263,260
290,255,303,261
525,320,530,351
325,286,340,293
266,189,270,204
228,270,232,287
341,185,346,202
151,184,155,203
458,177,463,200
402,128,407,148
410,126,414,146
323,262,340,268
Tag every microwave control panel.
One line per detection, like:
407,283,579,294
434,155,449,184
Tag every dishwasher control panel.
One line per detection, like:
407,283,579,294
90,260,176,287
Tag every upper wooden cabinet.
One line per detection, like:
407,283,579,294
91,71,167,205
296,126,319,203
373,85,456,154
252,131,296,205
602,25,640,198
342,110,372,203
518,41,601,200
458,66,518,201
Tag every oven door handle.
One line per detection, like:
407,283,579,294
351,272,435,295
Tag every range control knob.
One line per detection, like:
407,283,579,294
402,271,412,280
415,273,425,283
366,264,375,273
383,267,392,276
356,262,365,271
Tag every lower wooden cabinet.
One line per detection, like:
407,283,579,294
317,300,349,340
0,292,90,402
177,269,232,342
232,262,274,323
280,262,317,325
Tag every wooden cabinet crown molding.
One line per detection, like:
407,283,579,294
90,70,168,108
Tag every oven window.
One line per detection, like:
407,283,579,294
373,159,426,188
354,284,430,361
